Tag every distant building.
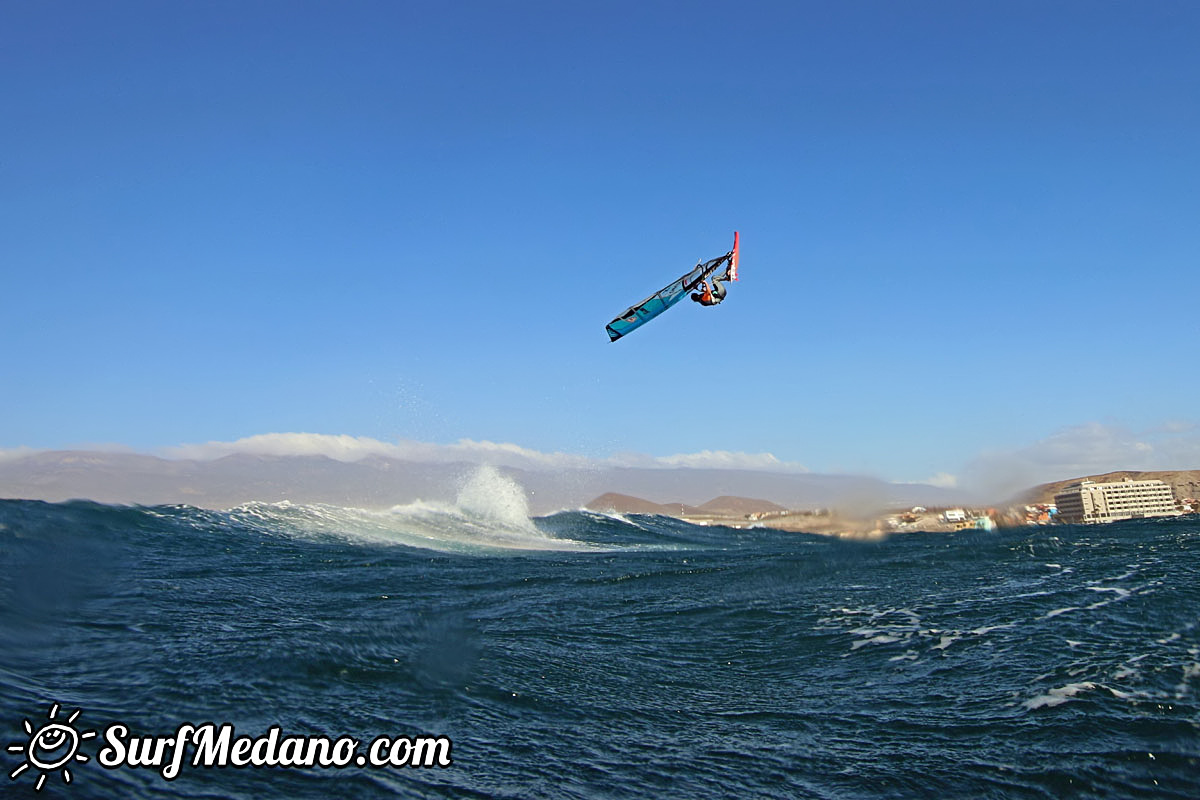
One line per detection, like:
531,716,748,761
942,508,966,523
1054,478,1179,524
1024,504,1057,525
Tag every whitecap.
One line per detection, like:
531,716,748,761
1023,681,1099,710
851,634,906,650
1087,586,1132,598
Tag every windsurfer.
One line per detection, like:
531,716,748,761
690,273,727,307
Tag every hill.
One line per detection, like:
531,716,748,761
696,496,787,516
0,450,971,514
586,493,789,518
585,493,704,516
1022,469,1200,505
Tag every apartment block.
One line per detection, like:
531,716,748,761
1054,478,1179,524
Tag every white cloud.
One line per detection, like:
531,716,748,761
921,472,959,489
649,449,809,472
162,433,809,474
0,446,40,463
166,433,396,462
420,439,594,470
165,433,594,470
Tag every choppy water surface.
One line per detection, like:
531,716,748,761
2,477,1198,798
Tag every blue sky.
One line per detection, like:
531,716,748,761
4,1,1199,492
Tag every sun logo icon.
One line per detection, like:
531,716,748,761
7,703,96,791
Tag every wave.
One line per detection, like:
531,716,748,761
215,465,607,554
0,465,763,557
210,467,775,554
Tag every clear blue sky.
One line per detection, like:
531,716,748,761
4,1,1199,489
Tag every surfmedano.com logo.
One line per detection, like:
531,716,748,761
7,703,452,791
6,704,96,791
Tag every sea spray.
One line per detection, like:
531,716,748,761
454,465,535,530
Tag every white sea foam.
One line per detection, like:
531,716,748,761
1024,681,1099,710
1087,586,1131,598
1177,662,1200,696
837,607,930,652
455,464,536,529
851,634,906,650
579,508,641,527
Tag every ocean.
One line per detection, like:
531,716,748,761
2,467,1198,799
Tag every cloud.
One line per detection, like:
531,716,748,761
167,433,394,462
162,433,810,474
0,446,40,463
650,449,809,472
165,433,594,470
921,472,959,489
962,421,1200,499
417,439,594,470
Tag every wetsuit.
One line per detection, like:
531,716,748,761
709,275,727,304
691,277,726,306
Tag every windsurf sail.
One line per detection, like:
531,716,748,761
605,232,740,342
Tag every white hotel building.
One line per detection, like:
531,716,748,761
1053,478,1180,524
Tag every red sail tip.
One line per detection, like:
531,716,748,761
730,231,739,281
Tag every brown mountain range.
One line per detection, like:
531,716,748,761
586,493,705,516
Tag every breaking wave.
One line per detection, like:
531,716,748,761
218,465,604,554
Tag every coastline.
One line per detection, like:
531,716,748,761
676,508,975,538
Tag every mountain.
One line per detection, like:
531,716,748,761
0,451,468,510
584,493,787,518
0,450,974,515
584,493,704,516
1021,469,1200,506
519,466,969,513
696,496,786,516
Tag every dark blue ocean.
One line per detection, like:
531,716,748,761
2,471,1198,798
